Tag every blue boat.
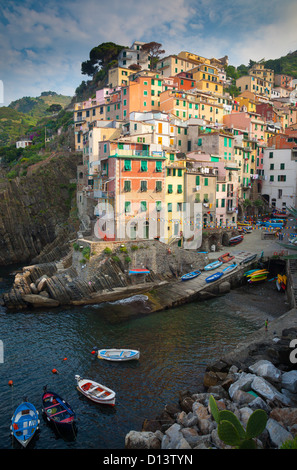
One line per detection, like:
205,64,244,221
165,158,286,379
205,272,223,283
42,388,76,433
11,401,39,448
181,270,201,281
204,260,223,271
222,263,238,275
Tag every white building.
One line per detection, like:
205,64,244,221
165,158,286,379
16,140,32,148
261,147,297,212
118,41,150,70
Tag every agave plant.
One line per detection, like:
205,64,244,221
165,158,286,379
209,394,267,449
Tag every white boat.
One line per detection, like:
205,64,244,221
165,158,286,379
97,348,140,361
75,375,116,406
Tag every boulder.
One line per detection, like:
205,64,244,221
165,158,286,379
251,376,291,406
29,283,38,294
22,294,60,308
161,423,183,449
270,408,297,429
228,373,256,399
282,370,297,393
125,430,161,449
232,390,255,407
266,418,293,448
248,360,282,383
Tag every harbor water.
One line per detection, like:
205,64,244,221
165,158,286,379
0,264,288,449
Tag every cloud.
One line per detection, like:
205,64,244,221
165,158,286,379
1,0,297,105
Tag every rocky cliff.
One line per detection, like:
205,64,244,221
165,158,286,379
0,152,81,266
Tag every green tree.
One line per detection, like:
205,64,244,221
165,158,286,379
81,42,127,77
141,42,165,71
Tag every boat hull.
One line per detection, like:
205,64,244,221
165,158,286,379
42,390,76,431
98,349,140,361
218,252,235,263
75,376,116,406
229,235,243,246
11,402,39,448
205,272,223,283
222,263,237,274
204,261,223,271
181,270,201,281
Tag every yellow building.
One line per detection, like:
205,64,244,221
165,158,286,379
236,75,273,98
108,66,135,88
177,51,210,66
249,63,274,85
191,64,224,95
164,152,187,241
156,54,195,78
236,94,257,113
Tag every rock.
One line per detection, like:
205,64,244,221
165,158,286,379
211,428,232,449
203,371,220,388
22,294,60,308
228,373,256,399
125,430,161,449
164,403,180,418
282,370,297,393
181,427,201,448
270,408,297,429
218,281,230,294
39,291,49,298
248,396,271,413
179,396,195,413
192,402,214,435
142,419,162,433
239,407,253,427
161,423,183,449
251,376,291,406
208,385,229,399
248,360,282,383
266,418,293,448
232,390,255,406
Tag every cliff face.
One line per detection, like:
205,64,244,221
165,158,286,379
0,152,81,266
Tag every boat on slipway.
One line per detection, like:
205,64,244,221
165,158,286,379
222,263,238,275
204,260,223,271
181,270,201,281
218,252,235,263
205,272,223,283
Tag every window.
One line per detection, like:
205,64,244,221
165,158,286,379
204,178,208,186
168,184,173,194
196,175,200,186
269,151,273,158
178,169,182,177
141,181,147,192
141,160,148,172
125,201,131,213
280,163,285,170
270,164,274,170
167,203,172,212
156,201,162,212
156,161,162,172
156,181,162,192
278,175,286,182
270,175,274,182
140,201,147,212
124,159,131,171
177,185,182,193
124,180,131,192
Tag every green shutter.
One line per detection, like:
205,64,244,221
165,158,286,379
124,159,131,171
141,160,148,171
125,201,131,213
156,161,162,172
168,184,173,194
177,185,182,193
140,201,147,212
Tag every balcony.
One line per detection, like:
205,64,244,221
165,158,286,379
93,190,115,199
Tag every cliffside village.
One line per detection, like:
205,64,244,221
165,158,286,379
74,41,297,243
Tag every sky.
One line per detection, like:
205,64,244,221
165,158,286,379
1,0,297,107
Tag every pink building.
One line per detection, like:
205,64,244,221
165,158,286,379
223,112,266,142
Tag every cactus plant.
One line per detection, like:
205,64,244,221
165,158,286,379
209,394,267,449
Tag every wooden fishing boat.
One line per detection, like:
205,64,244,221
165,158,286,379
218,252,235,263
42,388,76,431
239,254,257,265
204,260,223,271
181,270,201,281
11,401,39,448
75,375,116,406
205,272,223,283
222,263,238,275
129,268,150,275
229,235,244,246
97,348,140,361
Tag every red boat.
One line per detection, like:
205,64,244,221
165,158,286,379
218,252,235,263
229,235,244,246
